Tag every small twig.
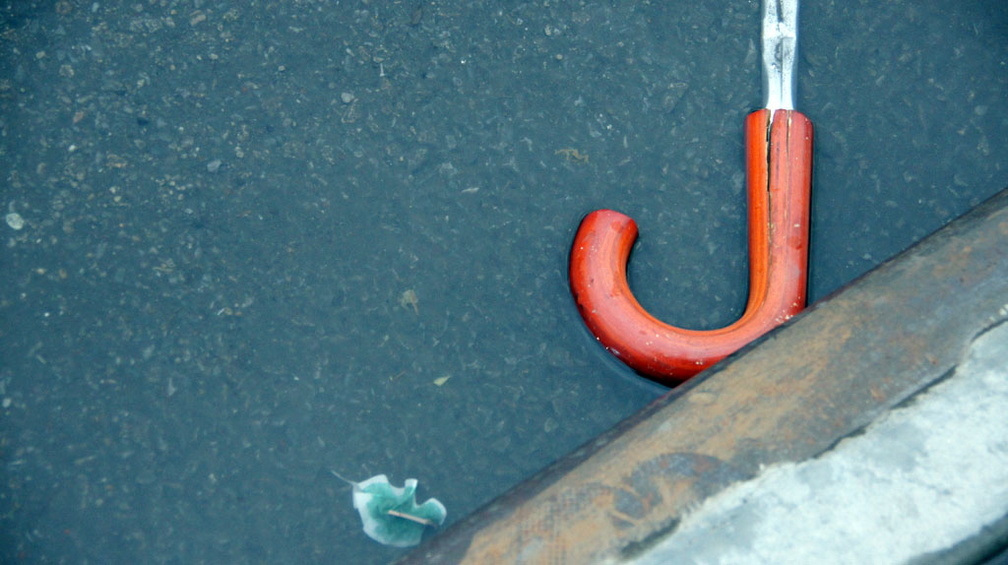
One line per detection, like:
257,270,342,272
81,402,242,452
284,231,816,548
387,509,437,527
330,470,355,486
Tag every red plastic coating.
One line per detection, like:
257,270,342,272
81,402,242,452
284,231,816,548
569,109,813,385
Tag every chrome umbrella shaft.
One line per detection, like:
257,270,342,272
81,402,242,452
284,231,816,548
762,0,799,111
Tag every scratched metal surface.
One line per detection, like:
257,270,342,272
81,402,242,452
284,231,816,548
398,188,1008,563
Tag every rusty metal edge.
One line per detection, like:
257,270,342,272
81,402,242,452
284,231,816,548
398,187,1008,564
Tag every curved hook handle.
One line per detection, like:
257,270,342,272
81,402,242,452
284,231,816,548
569,109,813,385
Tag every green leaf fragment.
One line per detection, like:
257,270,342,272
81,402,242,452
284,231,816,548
335,473,447,548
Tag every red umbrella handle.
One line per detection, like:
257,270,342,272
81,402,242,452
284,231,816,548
569,109,813,385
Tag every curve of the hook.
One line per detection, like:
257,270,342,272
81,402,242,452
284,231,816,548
569,110,812,384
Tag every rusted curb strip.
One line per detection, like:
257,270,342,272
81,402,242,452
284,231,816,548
399,188,1008,564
